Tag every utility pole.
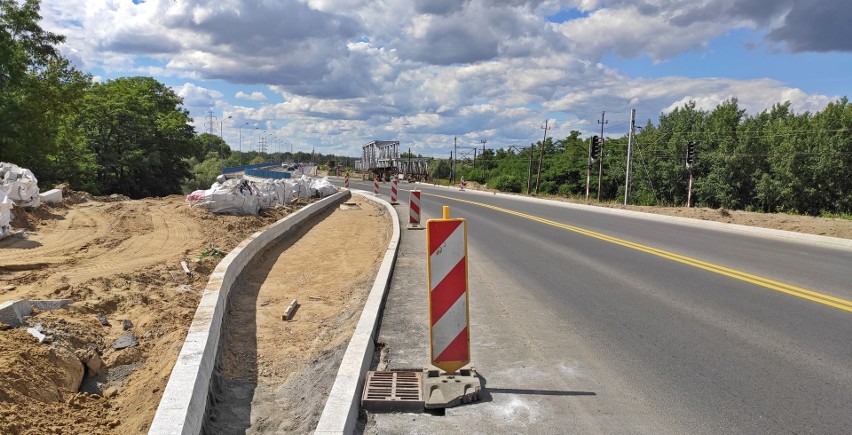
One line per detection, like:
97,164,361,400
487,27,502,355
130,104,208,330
206,110,215,134
597,111,607,202
624,108,635,205
481,139,487,169
526,143,534,195
452,136,457,185
449,151,454,185
535,119,548,194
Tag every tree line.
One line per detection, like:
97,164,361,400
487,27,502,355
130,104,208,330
444,98,851,216
3,1,849,215
1,1,350,198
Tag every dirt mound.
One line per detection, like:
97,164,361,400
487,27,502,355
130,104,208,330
0,192,308,433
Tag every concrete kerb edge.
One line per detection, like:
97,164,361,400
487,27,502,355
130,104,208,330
314,190,401,435
148,190,351,435
408,182,852,251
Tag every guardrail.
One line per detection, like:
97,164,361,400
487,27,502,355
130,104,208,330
245,169,292,179
223,162,278,174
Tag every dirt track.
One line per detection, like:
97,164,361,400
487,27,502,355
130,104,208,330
0,193,314,433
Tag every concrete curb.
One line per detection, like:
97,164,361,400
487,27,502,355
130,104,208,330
148,190,350,435
314,190,401,435
410,182,852,251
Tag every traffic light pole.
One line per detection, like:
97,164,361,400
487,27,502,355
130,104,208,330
585,137,593,203
687,170,694,208
685,141,696,207
597,111,607,202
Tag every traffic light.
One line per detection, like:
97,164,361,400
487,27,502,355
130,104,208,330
590,135,600,161
686,141,697,166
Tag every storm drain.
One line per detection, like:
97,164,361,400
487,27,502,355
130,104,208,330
361,370,424,412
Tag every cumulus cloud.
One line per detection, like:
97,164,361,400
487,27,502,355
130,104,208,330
37,0,845,156
235,91,267,101
175,82,222,109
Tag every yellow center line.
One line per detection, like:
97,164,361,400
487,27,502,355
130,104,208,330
427,192,852,314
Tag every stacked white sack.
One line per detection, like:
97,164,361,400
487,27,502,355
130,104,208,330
0,162,41,208
185,178,260,215
0,190,12,239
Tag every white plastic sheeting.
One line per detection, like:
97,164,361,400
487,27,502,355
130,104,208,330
0,190,12,239
186,175,339,215
0,162,40,208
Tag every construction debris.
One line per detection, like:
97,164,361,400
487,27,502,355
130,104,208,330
111,333,139,350
282,299,300,321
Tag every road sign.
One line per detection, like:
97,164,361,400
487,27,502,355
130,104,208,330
426,206,470,373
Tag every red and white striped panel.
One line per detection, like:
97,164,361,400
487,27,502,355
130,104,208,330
391,178,399,203
344,174,349,189
409,190,421,226
426,218,469,373
373,177,379,195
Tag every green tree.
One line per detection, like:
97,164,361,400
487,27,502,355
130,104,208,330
429,158,451,179
0,0,91,184
72,77,196,197
194,132,230,162
181,153,221,193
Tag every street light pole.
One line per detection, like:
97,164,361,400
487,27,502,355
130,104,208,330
238,122,249,166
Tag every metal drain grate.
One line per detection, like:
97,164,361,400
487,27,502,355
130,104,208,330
361,370,424,412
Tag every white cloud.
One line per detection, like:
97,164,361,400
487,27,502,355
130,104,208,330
235,91,267,101
38,0,843,156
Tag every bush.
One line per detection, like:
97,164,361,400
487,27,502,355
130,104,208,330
539,181,557,194
488,174,522,193
463,168,488,184
557,184,573,197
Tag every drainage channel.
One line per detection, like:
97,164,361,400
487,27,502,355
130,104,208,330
201,197,393,433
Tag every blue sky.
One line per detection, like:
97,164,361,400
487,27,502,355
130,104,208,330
40,0,850,157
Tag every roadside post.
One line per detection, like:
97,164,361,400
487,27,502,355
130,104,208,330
373,177,379,196
408,190,423,230
423,206,481,408
344,173,350,189
391,176,400,205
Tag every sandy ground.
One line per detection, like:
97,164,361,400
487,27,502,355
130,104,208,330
205,198,391,433
0,191,322,434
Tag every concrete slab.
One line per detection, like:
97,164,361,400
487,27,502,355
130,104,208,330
39,188,63,204
422,368,482,409
0,300,32,327
30,299,73,311
0,299,72,327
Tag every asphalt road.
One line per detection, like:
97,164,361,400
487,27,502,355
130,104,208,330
343,178,852,434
